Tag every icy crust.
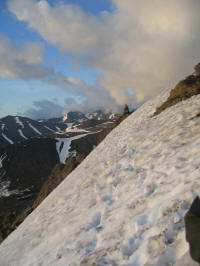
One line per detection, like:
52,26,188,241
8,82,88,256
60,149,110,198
1,88,200,265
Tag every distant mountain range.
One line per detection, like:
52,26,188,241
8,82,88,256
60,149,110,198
0,110,118,149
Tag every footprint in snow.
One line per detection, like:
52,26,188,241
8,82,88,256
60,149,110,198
82,212,102,231
121,237,139,258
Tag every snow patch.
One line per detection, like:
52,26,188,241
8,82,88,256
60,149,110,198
0,180,19,198
0,153,7,169
109,113,116,119
62,114,68,122
18,129,28,140
2,133,14,144
1,123,5,131
28,122,41,135
66,126,90,133
56,126,61,131
15,116,24,128
44,126,54,132
56,134,88,164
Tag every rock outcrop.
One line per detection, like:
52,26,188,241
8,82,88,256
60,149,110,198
154,63,200,115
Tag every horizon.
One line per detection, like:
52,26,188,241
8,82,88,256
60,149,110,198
0,108,122,120
1,0,200,119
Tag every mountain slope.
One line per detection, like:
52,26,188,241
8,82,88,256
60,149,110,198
0,119,116,242
0,87,200,265
0,111,118,149
0,115,64,148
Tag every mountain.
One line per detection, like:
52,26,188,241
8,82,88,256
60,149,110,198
40,111,87,124
0,111,121,242
0,115,65,148
0,68,200,265
85,110,118,121
0,111,118,149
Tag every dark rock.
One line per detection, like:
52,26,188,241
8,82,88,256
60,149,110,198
194,63,200,76
154,74,200,115
123,104,130,115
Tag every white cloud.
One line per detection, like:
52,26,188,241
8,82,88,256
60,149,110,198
0,34,118,114
47,73,120,112
8,0,200,108
0,35,53,79
24,99,65,119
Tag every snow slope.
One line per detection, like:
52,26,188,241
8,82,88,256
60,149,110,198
1,88,200,265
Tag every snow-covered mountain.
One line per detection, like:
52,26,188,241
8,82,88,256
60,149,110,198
42,111,88,124
85,110,118,121
1,70,200,265
0,111,118,149
0,115,65,148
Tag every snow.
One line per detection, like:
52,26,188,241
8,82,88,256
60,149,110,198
0,179,20,198
2,133,14,144
66,123,74,128
63,114,68,122
56,126,61,131
1,123,5,131
56,134,88,164
0,177,31,198
85,113,93,119
0,153,7,169
15,116,24,128
1,88,200,265
78,118,85,122
66,126,90,133
109,113,116,119
173,252,199,266
18,129,28,140
28,122,42,135
44,126,54,132
0,153,24,198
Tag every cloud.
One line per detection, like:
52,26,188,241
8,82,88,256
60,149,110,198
47,73,120,112
0,35,53,79
24,99,65,119
0,33,119,115
8,0,200,109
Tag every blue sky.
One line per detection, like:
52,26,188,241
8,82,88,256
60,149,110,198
1,0,200,119
0,0,112,118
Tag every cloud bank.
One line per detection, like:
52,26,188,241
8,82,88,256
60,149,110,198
7,0,200,113
0,34,119,114
0,35,53,79
24,99,65,119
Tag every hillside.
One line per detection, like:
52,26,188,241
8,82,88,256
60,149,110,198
0,111,118,149
0,113,119,242
0,115,66,148
0,83,200,265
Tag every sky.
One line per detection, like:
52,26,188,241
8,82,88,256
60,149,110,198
1,0,200,119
